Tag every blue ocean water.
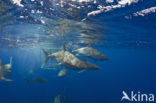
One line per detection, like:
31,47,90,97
0,0,156,103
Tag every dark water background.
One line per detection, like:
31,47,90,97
0,0,156,103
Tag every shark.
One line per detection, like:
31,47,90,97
0,57,13,82
50,94,63,103
42,22,99,70
24,77,47,83
73,46,108,61
42,48,99,70
54,94,62,103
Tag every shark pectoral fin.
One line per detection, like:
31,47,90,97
46,63,62,68
78,69,87,74
1,77,12,82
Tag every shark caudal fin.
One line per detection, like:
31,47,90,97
24,77,31,83
42,49,49,64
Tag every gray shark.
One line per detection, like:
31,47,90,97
50,94,63,103
54,94,62,103
73,46,108,61
42,20,100,70
0,57,13,82
24,77,47,83
42,49,99,70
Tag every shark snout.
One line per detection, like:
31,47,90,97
87,64,100,70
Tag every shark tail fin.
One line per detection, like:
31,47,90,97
42,49,49,64
10,57,12,65
24,77,31,83
26,80,31,83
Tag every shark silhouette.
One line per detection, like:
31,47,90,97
42,49,99,70
73,46,108,61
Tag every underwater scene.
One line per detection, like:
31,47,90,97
0,0,156,103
